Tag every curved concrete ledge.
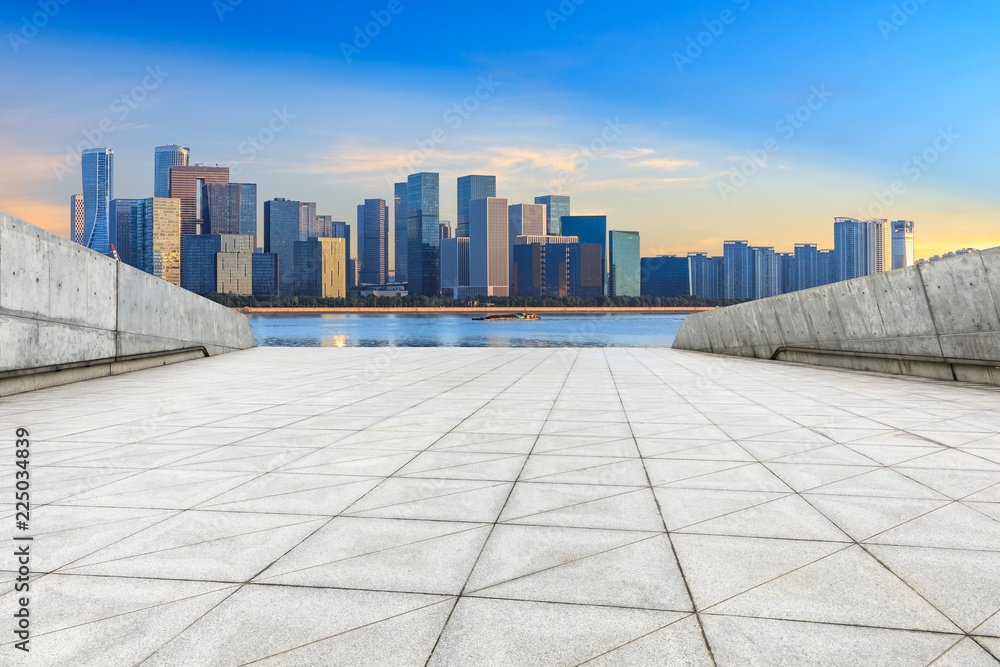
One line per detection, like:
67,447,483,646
1,211,256,395
672,247,1000,385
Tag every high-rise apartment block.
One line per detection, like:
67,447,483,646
751,246,780,300
81,147,114,255
535,195,571,236
891,220,915,270
834,217,887,281
609,231,641,297
168,165,229,235
723,240,752,299
154,145,190,198
407,172,441,296
70,194,85,245
457,175,496,238
469,197,509,297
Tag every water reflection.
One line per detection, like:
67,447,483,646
249,313,686,348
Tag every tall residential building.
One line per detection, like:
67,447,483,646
109,198,140,265
535,195,571,235
299,202,318,239
469,197,509,297
181,234,257,295
440,237,471,298
819,249,837,286
834,217,887,282
154,145,190,198
689,253,726,299
508,203,546,282
264,198,309,294
891,220,915,270
440,222,453,239
203,183,257,244
794,244,819,290
70,194,85,245
609,231,641,297
294,237,347,297
723,240,752,299
778,252,796,295
169,165,229,235
561,216,608,295
133,197,182,286
393,182,408,284
81,147,114,255
358,198,389,285
407,172,441,297
640,256,690,298
457,175,497,238
751,246,780,299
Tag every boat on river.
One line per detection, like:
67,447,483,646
473,312,541,321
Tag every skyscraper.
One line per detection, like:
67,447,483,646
169,165,229,235
834,217,886,282
407,172,441,297
641,256,689,298
295,237,347,297
181,234,256,295
440,237,471,299
264,198,309,294
203,183,257,244
609,231,641,297
508,203,546,282
512,243,545,297
469,197,509,297
778,252,796,295
794,244,819,290
457,175,496,238
688,253,711,298
154,145,190,198
358,198,388,285
70,194,84,245
133,197,182,286
534,195,571,236
394,182,408,284
81,147,114,255
723,240,752,299
892,220,915,270
561,215,608,295
109,198,140,264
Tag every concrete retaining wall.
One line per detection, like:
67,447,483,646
672,247,1000,385
1,211,256,395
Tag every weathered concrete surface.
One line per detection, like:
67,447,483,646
2,348,999,666
673,248,1000,384
0,211,255,394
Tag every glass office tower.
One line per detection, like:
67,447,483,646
641,256,690,298
203,183,257,244
154,145,190,198
609,230,641,297
133,197,182,286
457,175,496,238
394,182,408,284
534,195,571,236
264,198,308,295
81,147,114,256
109,198,140,265
560,215,608,295
169,165,229,236
358,198,389,285
407,172,441,296
469,197,509,297
891,220,915,270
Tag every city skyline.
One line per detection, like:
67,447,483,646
2,1,997,260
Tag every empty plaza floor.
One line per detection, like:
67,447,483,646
3,347,1000,666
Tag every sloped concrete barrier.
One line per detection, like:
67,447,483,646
1,212,256,395
673,247,1000,385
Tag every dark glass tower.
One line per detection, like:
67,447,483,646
534,195,571,236
560,215,608,295
81,147,114,255
456,175,496,238
609,230,641,297
407,173,441,297
264,198,306,295
358,198,388,285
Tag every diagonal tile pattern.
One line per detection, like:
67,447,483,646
2,346,1000,665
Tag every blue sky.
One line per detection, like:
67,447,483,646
2,0,997,259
